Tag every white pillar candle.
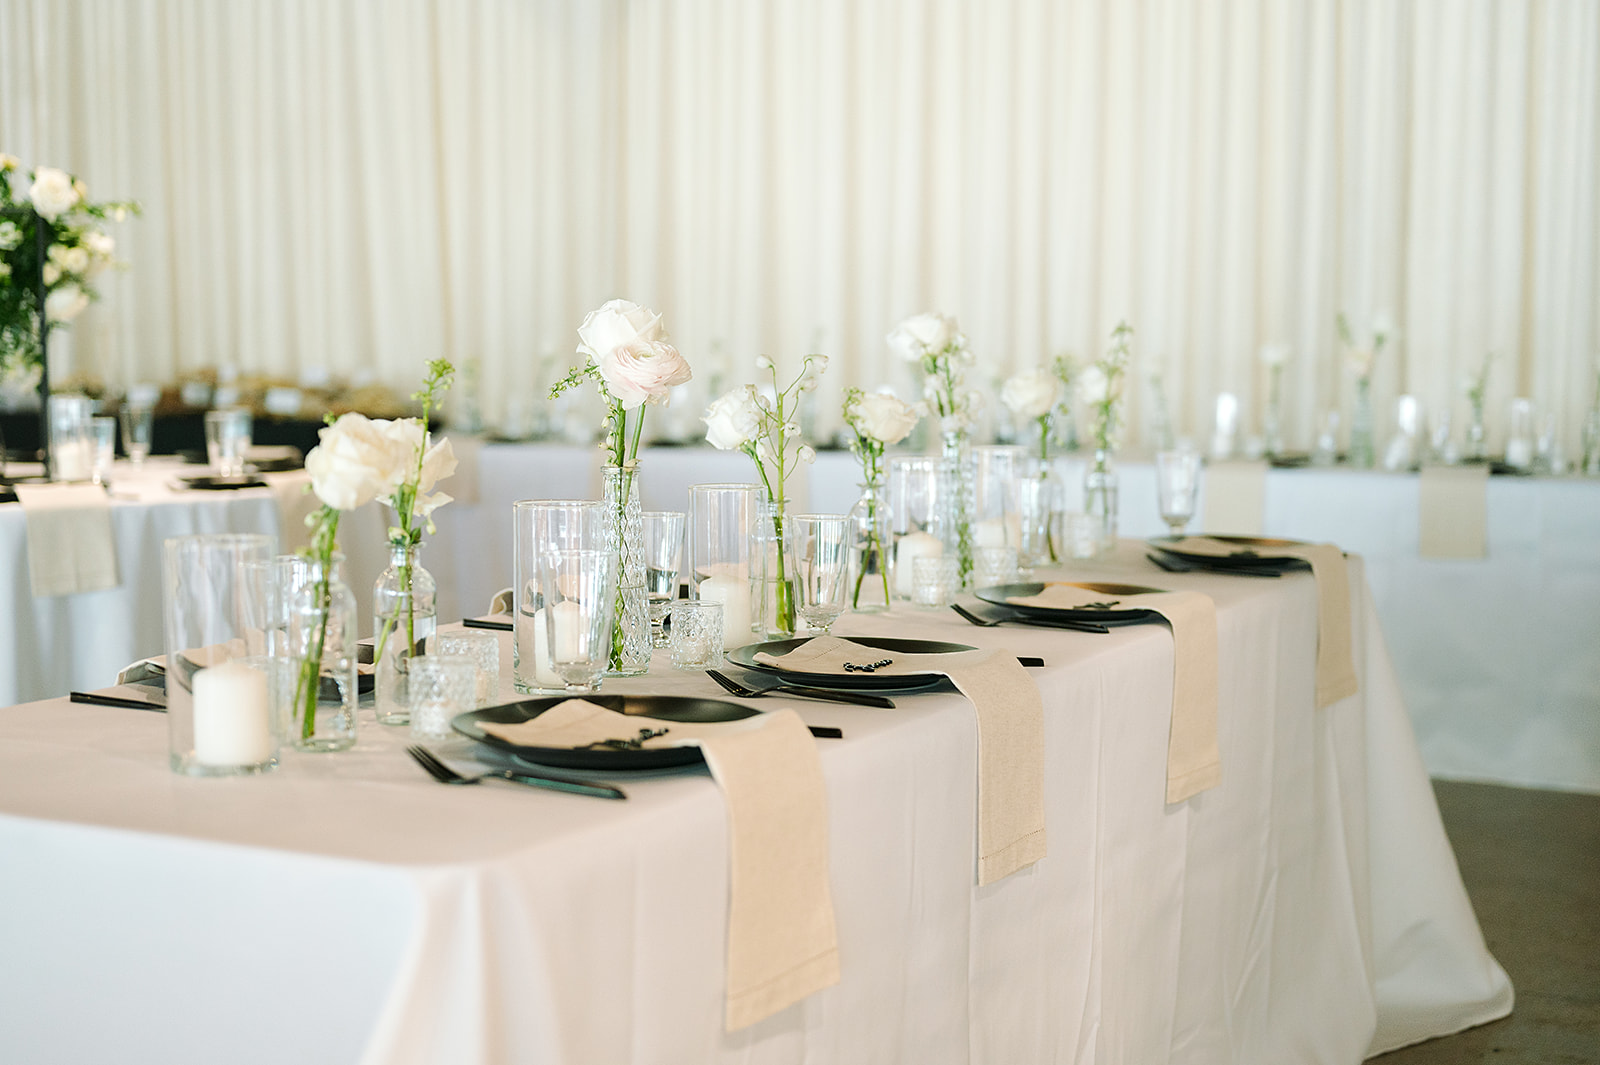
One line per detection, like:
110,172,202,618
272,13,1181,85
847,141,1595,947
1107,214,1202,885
894,532,944,598
547,600,586,663
192,661,273,766
973,518,1009,549
53,439,92,482
697,574,754,648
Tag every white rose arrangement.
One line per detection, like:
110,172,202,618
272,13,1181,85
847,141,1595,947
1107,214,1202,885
1080,321,1133,455
1002,368,1061,456
889,312,979,433
703,352,829,634
1337,312,1393,384
841,388,920,609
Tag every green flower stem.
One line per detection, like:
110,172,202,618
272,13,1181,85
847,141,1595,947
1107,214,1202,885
1036,415,1058,563
295,507,340,742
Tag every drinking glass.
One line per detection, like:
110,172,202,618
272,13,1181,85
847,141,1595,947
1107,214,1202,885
1154,449,1202,538
669,599,724,670
89,416,116,486
408,654,478,739
972,445,1024,548
888,456,945,600
434,630,502,707
119,405,154,467
974,545,1019,589
205,408,253,477
686,483,762,649
538,548,615,694
641,510,685,647
47,393,94,482
789,514,850,635
912,556,961,609
1056,512,1100,559
512,499,607,694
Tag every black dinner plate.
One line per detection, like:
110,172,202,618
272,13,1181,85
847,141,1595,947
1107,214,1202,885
1267,452,1312,468
727,636,976,691
453,694,760,770
976,581,1164,625
249,457,303,473
176,474,270,490
1147,536,1310,571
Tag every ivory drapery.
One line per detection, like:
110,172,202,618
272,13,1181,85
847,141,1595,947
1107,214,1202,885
2,0,1597,450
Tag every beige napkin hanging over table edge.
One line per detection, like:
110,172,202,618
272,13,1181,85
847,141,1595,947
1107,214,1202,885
478,699,839,1031
754,635,1047,886
13,483,121,598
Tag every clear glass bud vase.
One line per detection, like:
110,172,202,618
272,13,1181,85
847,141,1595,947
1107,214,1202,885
1348,379,1376,468
940,429,975,590
1018,459,1063,572
757,500,797,638
1083,448,1119,554
604,464,651,676
287,553,358,751
1466,401,1489,463
847,482,892,613
373,542,438,725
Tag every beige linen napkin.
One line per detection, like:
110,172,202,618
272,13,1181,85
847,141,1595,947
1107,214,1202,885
13,483,120,597
265,470,318,553
1007,584,1221,803
754,635,1046,885
1170,537,1357,707
1202,460,1269,535
479,699,839,1030
1418,465,1488,559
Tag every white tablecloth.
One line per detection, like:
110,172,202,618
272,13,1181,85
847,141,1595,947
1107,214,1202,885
0,547,1511,1064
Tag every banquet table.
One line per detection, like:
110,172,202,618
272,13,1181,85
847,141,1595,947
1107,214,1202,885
0,543,1511,1065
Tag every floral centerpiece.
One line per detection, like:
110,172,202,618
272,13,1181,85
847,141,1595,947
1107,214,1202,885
1259,344,1290,457
552,299,692,673
1337,312,1392,468
1079,322,1133,551
703,353,828,635
1001,368,1063,564
841,388,919,610
889,312,979,585
1462,352,1493,462
0,155,137,464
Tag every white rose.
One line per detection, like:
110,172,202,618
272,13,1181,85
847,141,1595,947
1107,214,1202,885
44,283,88,323
42,263,61,286
0,221,21,251
1259,344,1289,368
304,413,404,510
576,298,665,360
29,167,78,221
85,231,115,259
61,246,89,275
853,392,919,445
703,386,763,450
1346,349,1375,380
1076,365,1110,407
887,312,957,362
594,340,693,410
0,153,18,172
1001,369,1060,420
417,434,458,496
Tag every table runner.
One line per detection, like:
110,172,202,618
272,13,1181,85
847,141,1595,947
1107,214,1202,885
13,483,120,597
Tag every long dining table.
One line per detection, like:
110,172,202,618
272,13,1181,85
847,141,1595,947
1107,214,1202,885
0,541,1510,1064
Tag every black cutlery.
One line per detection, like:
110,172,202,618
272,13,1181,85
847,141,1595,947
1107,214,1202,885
951,602,1111,634
706,669,894,709
462,617,514,631
70,690,167,712
405,744,626,799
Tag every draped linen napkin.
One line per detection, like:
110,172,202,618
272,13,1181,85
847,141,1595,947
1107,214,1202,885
1168,536,1357,707
1006,584,1221,803
478,699,839,1030
264,470,318,553
13,483,120,597
754,635,1046,885
1418,464,1488,559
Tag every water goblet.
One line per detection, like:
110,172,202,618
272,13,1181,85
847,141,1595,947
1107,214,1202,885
790,514,850,634
119,404,154,467
537,549,615,694
641,511,684,648
1154,449,1202,539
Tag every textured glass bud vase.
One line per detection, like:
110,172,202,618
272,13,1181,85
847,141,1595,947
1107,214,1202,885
373,543,438,725
603,464,651,676
1083,448,1119,554
847,482,892,613
1347,379,1376,468
940,429,975,590
288,553,358,751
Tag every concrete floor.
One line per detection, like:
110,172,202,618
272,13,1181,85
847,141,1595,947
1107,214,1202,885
1371,781,1600,1064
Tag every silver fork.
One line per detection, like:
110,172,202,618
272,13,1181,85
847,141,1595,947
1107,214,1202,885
404,745,626,800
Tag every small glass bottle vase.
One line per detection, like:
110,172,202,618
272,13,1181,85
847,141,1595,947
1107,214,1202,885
847,483,892,613
287,553,358,752
757,501,797,638
604,464,651,676
1347,380,1376,468
373,543,438,726
1083,449,1119,554
940,429,975,590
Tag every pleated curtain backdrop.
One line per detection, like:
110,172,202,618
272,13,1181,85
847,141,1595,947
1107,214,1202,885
1,0,1597,450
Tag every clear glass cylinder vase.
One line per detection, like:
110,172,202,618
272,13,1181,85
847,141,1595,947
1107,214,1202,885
373,542,438,726
1018,459,1064,572
1083,449,1119,554
1348,380,1376,468
847,482,892,613
1466,402,1489,463
940,429,975,590
287,552,359,752
603,464,651,676
757,500,797,639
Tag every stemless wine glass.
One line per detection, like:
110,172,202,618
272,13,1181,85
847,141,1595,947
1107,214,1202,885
1154,449,1202,538
205,408,253,477
119,405,154,467
511,499,607,694
89,416,116,486
789,514,850,635
538,549,615,694
641,511,684,648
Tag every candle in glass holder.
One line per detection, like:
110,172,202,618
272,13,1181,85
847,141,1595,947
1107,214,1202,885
547,599,585,663
894,531,944,598
192,661,273,766
697,573,753,648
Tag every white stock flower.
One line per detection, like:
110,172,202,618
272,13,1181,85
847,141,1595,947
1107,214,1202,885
702,385,763,450
755,354,773,371
1259,344,1289,368
28,167,79,221
887,312,958,362
0,221,20,251
84,231,115,259
852,392,919,445
41,263,61,286
1001,369,1061,420
304,413,402,511
44,283,88,323
1076,366,1111,407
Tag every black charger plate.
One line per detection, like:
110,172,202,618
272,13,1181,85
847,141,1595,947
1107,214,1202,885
976,581,1163,625
727,636,975,691
454,694,759,770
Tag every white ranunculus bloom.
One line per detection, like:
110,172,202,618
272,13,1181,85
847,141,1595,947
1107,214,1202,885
577,298,665,361
887,312,957,362
29,167,79,221
594,340,693,410
703,385,763,450
853,392,920,445
43,283,88,323
1001,369,1061,420
305,413,405,511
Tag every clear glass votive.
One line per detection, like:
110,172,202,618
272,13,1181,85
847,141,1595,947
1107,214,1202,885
912,555,961,609
670,599,724,670
47,393,94,482
89,416,116,485
205,407,253,477
538,548,615,694
409,654,478,740
119,404,154,467
974,545,1019,590
434,630,502,707
1056,512,1100,560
